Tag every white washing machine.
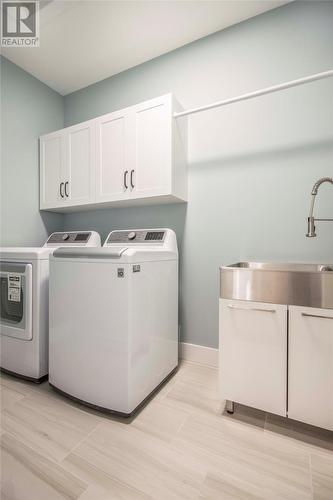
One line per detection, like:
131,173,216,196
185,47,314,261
49,228,178,416
0,231,101,382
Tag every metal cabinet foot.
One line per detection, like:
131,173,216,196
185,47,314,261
226,400,234,414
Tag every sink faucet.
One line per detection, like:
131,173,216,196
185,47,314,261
306,177,333,237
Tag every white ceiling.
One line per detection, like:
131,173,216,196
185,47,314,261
2,0,290,95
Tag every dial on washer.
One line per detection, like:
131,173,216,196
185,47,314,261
128,231,136,240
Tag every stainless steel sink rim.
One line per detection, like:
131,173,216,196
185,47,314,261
220,262,333,273
220,262,333,309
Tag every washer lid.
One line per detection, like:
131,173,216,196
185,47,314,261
52,247,128,259
0,247,53,261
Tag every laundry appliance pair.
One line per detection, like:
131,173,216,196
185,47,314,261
1,228,179,417
0,231,101,382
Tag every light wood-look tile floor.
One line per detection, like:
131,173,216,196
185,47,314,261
1,361,332,500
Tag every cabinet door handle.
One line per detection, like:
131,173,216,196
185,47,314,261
228,304,276,313
124,170,128,189
64,181,69,197
130,169,135,189
302,312,333,320
60,182,64,198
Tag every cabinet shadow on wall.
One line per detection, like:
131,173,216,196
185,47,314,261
188,137,333,173
62,202,187,249
39,211,65,243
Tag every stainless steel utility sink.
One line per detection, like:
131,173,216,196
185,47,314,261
220,262,333,309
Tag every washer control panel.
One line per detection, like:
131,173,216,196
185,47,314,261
106,230,165,245
46,232,92,245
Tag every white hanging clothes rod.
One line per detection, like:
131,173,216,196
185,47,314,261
174,69,333,118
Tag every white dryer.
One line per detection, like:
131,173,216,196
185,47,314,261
0,231,101,382
49,228,178,416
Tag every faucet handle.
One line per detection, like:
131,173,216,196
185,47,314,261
306,216,316,238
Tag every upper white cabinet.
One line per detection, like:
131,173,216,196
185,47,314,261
288,305,333,431
40,121,95,210
95,108,129,203
40,94,187,212
131,96,172,198
40,131,66,209
66,121,95,206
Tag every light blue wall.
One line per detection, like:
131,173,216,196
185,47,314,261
0,57,64,246
61,2,333,348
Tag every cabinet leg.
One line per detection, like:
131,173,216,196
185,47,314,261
225,400,234,414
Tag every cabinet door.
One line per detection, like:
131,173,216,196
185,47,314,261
219,299,287,416
289,306,333,430
95,110,130,202
130,95,172,198
65,121,95,206
40,132,65,209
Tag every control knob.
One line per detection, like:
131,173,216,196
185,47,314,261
128,231,136,240
62,233,70,241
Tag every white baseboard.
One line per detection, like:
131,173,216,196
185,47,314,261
179,342,218,368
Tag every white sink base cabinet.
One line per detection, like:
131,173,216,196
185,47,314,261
288,306,333,431
219,299,287,417
219,300,333,431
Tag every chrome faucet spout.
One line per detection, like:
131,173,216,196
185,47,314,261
306,177,333,238
311,177,333,195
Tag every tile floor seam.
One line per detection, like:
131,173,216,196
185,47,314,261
64,439,201,500
73,461,156,500
0,398,25,414
267,429,333,457
1,430,90,498
173,413,190,441
63,419,104,460
1,384,27,398
0,378,42,399
2,405,98,465
0,426,84,471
